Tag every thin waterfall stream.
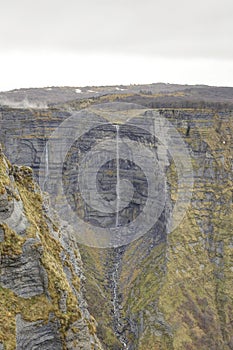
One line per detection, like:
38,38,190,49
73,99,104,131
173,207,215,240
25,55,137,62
44,142,49,189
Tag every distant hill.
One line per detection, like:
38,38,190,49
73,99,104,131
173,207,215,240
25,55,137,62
0,83,233,109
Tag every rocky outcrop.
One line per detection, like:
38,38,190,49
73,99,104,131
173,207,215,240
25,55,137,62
0,227,4,242
16,314,63,350
0,151,103,350
0,238,48,298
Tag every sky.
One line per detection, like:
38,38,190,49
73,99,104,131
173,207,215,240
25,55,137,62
0,0,233,91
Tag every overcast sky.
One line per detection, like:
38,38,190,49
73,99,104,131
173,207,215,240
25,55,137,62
0,0,233,91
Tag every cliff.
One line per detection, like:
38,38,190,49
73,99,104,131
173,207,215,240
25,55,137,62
0,84,233,349
0,149,103,350
73,107,233,349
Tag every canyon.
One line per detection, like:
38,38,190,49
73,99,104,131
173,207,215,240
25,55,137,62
0,83,233,349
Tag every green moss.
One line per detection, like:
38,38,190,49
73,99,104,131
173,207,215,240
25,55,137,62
166,160,178,201
122,242,166,313
138,332,173,350
0,224,26,256
97,325,122,349
16,182,82,341
0,286,52,350
78,245,120,349
0,154,11,193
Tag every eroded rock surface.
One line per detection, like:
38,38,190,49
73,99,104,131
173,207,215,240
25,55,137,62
0,151,103,350
16,314,63,350
0,238,48,298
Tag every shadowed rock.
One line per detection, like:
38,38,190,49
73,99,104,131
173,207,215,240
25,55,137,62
0,226,4,242
16,314,62,350
0,238,48,298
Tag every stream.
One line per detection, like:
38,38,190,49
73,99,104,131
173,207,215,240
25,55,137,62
112,125,128,349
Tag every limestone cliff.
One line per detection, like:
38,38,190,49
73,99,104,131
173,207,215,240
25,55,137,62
74,108,233,350
0,149,103,350
0,85,233,350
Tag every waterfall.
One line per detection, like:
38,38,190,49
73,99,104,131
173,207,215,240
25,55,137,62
116,124,120,227
43,142,49,190
112,248,127,349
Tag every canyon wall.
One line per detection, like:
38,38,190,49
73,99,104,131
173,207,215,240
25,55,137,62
0,102,232,349
0,149,103,350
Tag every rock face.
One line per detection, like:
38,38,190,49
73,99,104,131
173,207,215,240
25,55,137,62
16,314,63,350
0,227,4,242
0,151,103,350
0,89,233,350
1,238,48,298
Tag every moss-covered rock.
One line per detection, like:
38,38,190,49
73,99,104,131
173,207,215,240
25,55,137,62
0,152,103,350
